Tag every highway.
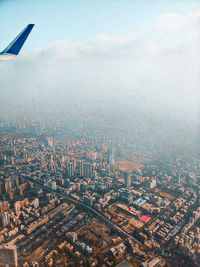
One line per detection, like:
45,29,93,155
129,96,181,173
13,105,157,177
24,176,143,247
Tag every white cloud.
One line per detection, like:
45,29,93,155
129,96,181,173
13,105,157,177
0,10,199,121
156,11,200,34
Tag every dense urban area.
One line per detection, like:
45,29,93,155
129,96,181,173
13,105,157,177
0,112,199,267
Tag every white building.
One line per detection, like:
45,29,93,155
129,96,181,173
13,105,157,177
33,198,39,209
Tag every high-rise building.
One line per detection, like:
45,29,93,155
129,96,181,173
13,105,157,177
110,153,115,164
66,162,74,177
0,201,9,216
0,182,2,195
77,160,83,176
4,179,13,193
61,155,66,166
0,202,4,216
83,162,92,178
47,137,54,147
0,244,18,267
124,171,132,188
71,158,77,169
2,212,10,227
30,123,41,136
50,154,55,171
14,201,21,215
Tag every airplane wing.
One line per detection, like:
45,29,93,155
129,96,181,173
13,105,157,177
0,24,35,60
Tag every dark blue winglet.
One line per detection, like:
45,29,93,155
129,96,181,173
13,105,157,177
2,24,35,55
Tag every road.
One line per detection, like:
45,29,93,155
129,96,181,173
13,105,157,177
24,176,143,247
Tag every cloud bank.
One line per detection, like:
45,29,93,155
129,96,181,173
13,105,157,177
0,11,199,123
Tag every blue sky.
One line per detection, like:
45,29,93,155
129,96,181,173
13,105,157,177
0,0,199,50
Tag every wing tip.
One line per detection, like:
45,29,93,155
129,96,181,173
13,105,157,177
27,24,35,30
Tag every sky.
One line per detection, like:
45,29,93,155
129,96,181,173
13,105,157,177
0,0,199,49
0,0,200,126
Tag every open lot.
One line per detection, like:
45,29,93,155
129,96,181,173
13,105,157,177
117,160,143,171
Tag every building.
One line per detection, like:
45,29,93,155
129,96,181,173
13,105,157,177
116,260,132,267
77,160,84,176
30,123,41,136
48,181,57,190
80,182,88,192
150,178,157,189
2,211,10,227
47,137,54,147
121,190,133,204
14,201,21,215
124,171,132,188
140,257,162,267
66,162,75,178
66,232,78,243
0,244,18,267
83,162,92,178
110,152,115,164
33,198,39,209
84,196,94,206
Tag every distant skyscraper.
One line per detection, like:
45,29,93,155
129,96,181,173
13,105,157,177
71,158,77,169
30,123,41,136
0,244,18,267
110,152,115,164
66,162,74,177
83,162,92,178
124,171,132,188
77,160,84,176
47,137,54,147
